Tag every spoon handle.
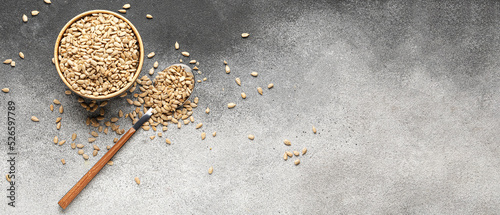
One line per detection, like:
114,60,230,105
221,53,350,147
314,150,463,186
58,127,136,209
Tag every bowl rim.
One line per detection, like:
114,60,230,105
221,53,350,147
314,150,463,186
54,9,144,100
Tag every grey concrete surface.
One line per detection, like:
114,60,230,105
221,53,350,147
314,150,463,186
1,0,500,214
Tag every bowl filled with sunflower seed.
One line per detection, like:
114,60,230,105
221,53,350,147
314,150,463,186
54,10,144,100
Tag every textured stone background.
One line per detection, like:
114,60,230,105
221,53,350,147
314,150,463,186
1,0,500,214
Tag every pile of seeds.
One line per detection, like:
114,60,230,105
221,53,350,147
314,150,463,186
57,13,140,97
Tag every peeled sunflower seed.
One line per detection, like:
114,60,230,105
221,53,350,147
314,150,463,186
49,104,54,111
257,87,263,95
44,0,51,4
251,72,258,77
241,92,246,99
65,90,71,95
71,143,76,149
208,166,213,175
59,105,64,113
205,107,210,114
77,144,84,149
3,59,12,64
53,99,61,104
53,136,58,144
56,122,61,130
31,10,39,16
118,9,126,14
175,41,179,50
154,61,158,68
58,140,66,146
284,139,291,146
19,52,24,59
146,14,153,19
2,88,9,93
123,4,131,9
149,67,154,75
61,159,66,165
196,123,203,129
10,61,15,67
241,33,250,38
135,177,141,185
181,52,190,57
189,60,196,64
225,65,230,74
55,117,61,123
268,83,274,89
201,132,206,140
78,149,84,155
22,14,28,23
312,126,317,134
294,159,300,165
166,138,172,145
293,151,300,156
107,161,114,165
31,116,39,122
286,151,293,157
212,132,216,137
147,52,155,58
88,138,96,143
83,154,89,160
227,103,236,109
248,135,255,140
302,147,307,155
235,78,241,86
283,153,288,161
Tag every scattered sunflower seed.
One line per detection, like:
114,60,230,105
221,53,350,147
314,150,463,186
88,138,96,143
189,60,196,64
146,14,153,19
248,135,255,140
208,166,213,175
227,103,236,109
44,0,51,4
241,33,250,38
205,107,210,114
166,138,172,145
93,150,98,156
135,177,141,184
65,90,72,95
257,87,263,95
83,154,89,160
91,131,99,137
286,151,293,157
53,99,61,104
77,144,84,149
294,159,300,165
149,67,154,75
49,104,54,111
224,60,227,65
31,116,39,122
71,143,76,149
302,147,307,155
268,83,274,89
31,10,39,16
196,123,203,129
19,52,24,59
175,41,179,50
235,78,241,86
6,174,11,182
293,151,300,156
181,52,190,57
241,92,246,99
3,59,12,64
154,61,159,68
10,61,15,67
251,72,258,77
61,159,66,165
312,126,317,134
107,161,114,165
118,9,126,14
53,136,58,144
2,88,9,93
78,149,84,155
283,153,288,160
123,4,131,9
212,131,216,137
147,52,155,58
59,105,64,113
201,132,206,140
284,139,291,146
22,14,28,23
58,140,66,146
225,65,230,74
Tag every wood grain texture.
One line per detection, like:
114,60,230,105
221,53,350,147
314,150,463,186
58,128,136,209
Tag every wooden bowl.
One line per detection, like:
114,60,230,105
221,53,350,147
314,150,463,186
54,10,144,100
